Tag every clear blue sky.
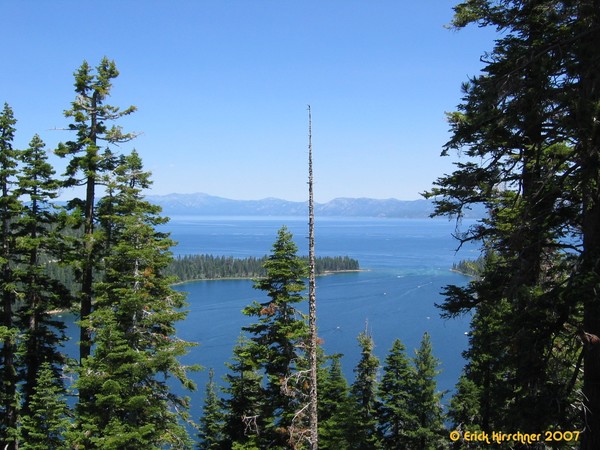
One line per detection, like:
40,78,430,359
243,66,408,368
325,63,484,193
2,1,496,202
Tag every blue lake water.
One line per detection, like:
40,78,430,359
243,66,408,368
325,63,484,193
161,216,478,420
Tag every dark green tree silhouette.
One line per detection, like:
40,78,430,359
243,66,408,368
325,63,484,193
318,354,351,449
424,0,594,438
376,338,415,449
0,102,21,450
221,336,264,449
346,330,380,449
406,332,444,450
198,368,225,450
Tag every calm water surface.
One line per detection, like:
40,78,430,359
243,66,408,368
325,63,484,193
163,216,478,419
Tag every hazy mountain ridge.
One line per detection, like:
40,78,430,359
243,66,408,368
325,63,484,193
145,192,485,218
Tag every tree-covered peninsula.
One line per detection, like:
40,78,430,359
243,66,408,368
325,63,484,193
166,254,360,282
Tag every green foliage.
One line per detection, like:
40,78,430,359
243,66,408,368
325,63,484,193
406,333,445,450
447,372,481,449
18,362,70,450
71,152,197,449
424,0,599,439
346,330,381,449
198,368,224,450
221,336,265,448
223,226,311,448
376,339,415,449
13,133,71,412
318,355,351,449
55,57,138,363
166,254,359,282
0,102,22,450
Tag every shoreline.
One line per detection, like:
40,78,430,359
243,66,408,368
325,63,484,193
449,268,478,278
171,269,367,286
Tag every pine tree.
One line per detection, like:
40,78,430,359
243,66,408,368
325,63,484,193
318,355,351,449
406,333,445,450
13,134,71,413
346,330,380,449
198,368,224,450
55,57,137,363
447,372,481,450
221,336,264,449
0,102,21,450
424,0,589,436
376,338,415,449
18,362,70,450
241,226,310,448
565,1,600,446
70,151,197,449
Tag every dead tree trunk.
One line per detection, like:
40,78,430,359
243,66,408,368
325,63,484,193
307,105,319,450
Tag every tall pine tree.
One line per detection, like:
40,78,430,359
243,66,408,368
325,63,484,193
346,330,380,450
406,332,444,450
14,134,70,414
318,355,351,449
18,362,70,450
424,0,589,437
70,151,197,449
198,368,225,450
376,338,415,449
55,57,137,363
0,102,21,450
241,226,309,448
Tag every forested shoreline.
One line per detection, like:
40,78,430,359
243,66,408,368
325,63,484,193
450,256,484,278
167,254,360,282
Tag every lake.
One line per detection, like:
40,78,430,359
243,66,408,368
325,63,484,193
160,215,477,420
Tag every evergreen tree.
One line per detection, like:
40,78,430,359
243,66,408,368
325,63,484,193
376,338,415,449
70,151,196,449
198,368,224,450
424,0,590,438
406,332,444,450
318,355,351,449
18,362,70,450
346,330,380,450
241,226,310,448
55,57,137,363
565,1,600,447
13,134,71,413
447,372,481,449
221,336,264,449
0,102,21,450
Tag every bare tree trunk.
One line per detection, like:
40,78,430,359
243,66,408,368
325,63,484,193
307,105,318,449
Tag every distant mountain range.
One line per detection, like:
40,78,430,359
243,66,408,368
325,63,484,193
145,193,485,218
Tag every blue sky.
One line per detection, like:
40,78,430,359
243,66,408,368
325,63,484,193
2,1,496,202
